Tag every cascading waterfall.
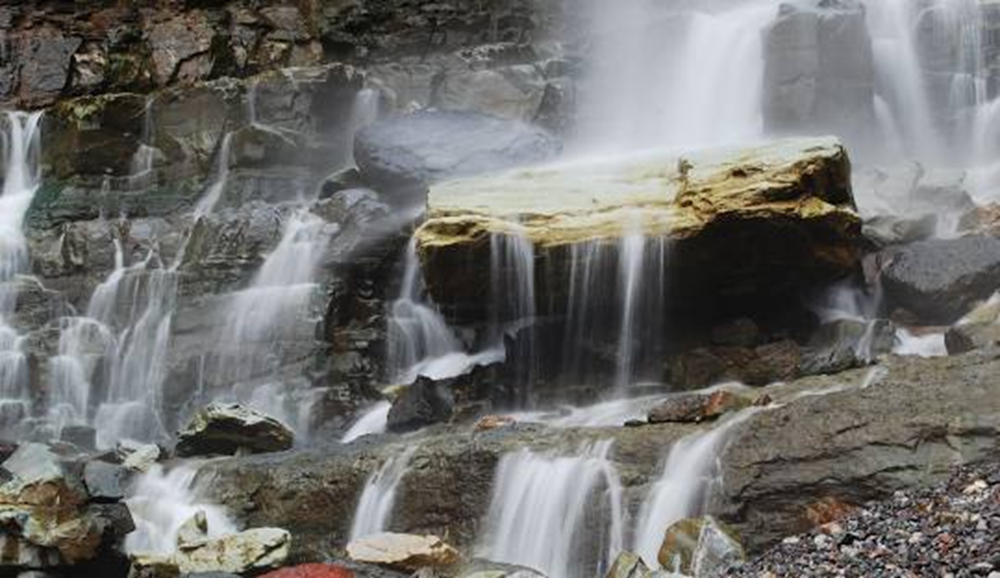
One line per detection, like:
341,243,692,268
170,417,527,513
0,111,43,432
340,400,392,443
478,441,624,578
126,463,237,554
349,446,418,540
632,410,757,567
193,132,233,217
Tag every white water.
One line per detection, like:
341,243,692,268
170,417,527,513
633,411,756,568
126,463,238,554
349,446,418,540
479,441,624,578
341,400,391,443
193,132,233,217
0,111,43,432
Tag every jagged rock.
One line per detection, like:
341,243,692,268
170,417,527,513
117,440,161,472
177,511,209,549
798,318,896,375
132,527,291,575
658,516,744,576
647,391,751,424
605,551,652,578
763,0,874,150
880,235,1000,323
415,137,861,324
0,443,88,507
175,403,294,458
386,377,455,433
346,533,459,572
146,13,216,85
354,111,561,191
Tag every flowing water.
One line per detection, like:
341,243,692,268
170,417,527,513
349,446,418,540
478,441,624,578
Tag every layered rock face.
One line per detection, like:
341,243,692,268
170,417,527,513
415,137,862,322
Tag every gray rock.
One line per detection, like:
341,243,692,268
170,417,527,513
131,527,290,575
175,403,294,458
880,235,1000,323
386,377,455,433
82,460,126,502
944,321,1000,355
354,111,561,192
799,318,896,375
60,425,96,450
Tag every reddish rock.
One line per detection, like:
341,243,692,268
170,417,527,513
260,563,355,578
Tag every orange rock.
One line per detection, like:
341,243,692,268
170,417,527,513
260,563,354,578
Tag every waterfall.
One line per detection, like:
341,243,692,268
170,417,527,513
126,463,237,554
349,446,418,541
575,0,774,152
0,111,43,432
193,132,233,217
478,441,624,578
632,411,756,567
341,400,391,443
615,218,648,390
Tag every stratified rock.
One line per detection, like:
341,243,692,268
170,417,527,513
657,516,744,576
763,0,874,149
175,403,294,458
648,391,751,424
354,111,561,191
346,533,459,572
415,137,861,323
132,527,291,575
880,235,1000,323
386,377,455,433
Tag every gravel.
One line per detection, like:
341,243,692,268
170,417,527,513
723,462,1000,577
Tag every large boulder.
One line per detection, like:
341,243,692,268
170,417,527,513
354,111,561,192
175,403,294,458
879,235,1000,324
415,137,862,324
657,516,745,576
763,0,874,150
346,533,459,572
131,527,291,575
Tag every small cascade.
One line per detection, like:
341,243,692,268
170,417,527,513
202,210,333,436
489,231,537,392
126,463,237,554
128,97,159,189
0,111,43,431
193,132,233,217
632,411,756,567
349,446,418,541
341,400,391,443
478,441,624,578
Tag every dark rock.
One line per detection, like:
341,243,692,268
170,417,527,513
82,460,126,502
711,318,761,348
175,403,294,458
386,377,454,433
319,167,366,200
354,111,561,192
667,340,802,390
880,235,1000,324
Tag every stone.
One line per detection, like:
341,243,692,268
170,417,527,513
667,340,802,390
474,415,516,432
657,516,745,576
82,460,126,502
0,443,88,508
346,533,459,572
605,551,652,578
798,318,896,375
434,66,547,121
763,0,874,151
60,425,96,450
959,203,1000,237
259,563,356,578
862,214,938,247
945,322,1000,355
386,377,455,433
175,403,294,458
117,441,161,472
647,391,751,424
415,137,861,323
880,235,1000,324
319,168,366,200
177,510,209,548
710,318,760,348
147,13,215,85
132,527,291,575
16,28,82,105
354,111,561,191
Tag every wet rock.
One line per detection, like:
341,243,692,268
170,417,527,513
798,318,896,375
667,340,801,390
880,235,1000,323
117,440,161,472
386,377,455,433
175,403,294,458
416,137,861,324
132,527,291,575
82,460,126,502
354,111,561,192
648,391,751,424
0,443,88,507
177,511,209,548
346,533,459,572
658,516,744,576
319,168,366,200
44,93,148,179
763,0,874,150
